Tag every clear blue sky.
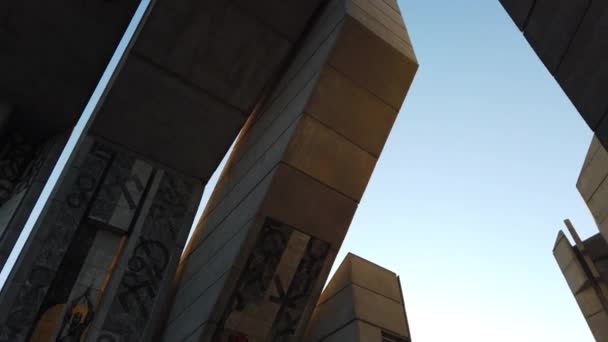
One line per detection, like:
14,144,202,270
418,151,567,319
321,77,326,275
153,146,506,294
201,1,598,341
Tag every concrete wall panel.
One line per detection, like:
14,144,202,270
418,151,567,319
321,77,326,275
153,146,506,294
524,0,590,72
556,2,608,131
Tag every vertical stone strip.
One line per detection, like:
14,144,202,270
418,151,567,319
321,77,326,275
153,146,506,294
91,169,201,342
0,140,112,342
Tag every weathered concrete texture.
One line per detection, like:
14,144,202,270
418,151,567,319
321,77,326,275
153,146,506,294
577,136,608,242
498,0,535,30
523,0,590,72
555,2,608,131
90,0,328,182
0,1,139,139
303,253,411,342
553,229,608,342
163,0,417,341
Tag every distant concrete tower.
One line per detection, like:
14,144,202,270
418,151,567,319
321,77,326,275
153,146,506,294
303,253,412,342
553,220,608,341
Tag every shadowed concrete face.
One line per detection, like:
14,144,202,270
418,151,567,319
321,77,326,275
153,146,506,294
163,0,418,341
0,1,140,139
303,253,411,342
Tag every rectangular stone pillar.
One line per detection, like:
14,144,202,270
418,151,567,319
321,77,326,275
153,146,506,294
303,253,412,342
163,0,418,341
577,136,608,242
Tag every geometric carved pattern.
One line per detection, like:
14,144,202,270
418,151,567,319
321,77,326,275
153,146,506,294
0,142,112,342
213,218,330,342
269,238,329,341
88,153,153,232
98,170,197,342
0,138,199,342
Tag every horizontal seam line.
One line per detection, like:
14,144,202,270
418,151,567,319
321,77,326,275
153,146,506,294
129,52,248,116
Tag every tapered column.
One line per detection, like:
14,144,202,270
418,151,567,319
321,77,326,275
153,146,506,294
163,0,418,341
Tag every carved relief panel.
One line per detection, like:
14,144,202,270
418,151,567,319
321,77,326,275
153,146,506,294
213,218,330,342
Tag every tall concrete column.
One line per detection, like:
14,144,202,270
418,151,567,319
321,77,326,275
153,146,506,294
163,0,418,341
303,253,412,342
577,136,608,242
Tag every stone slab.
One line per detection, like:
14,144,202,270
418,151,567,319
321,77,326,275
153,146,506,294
305,66,398,157
133,1,291,112
577,137,608,202
92,56,245,179
556,1,608,130
329,16,417,110
234,0,325,41
260,164,357,249
284,115,377,201
524,0,590,72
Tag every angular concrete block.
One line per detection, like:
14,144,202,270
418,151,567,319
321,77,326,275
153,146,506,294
260,164,357,248
305,67,398,156
306,285,357,341
349,254,403,303
587,310,608,342
524,0,590,72
233,0,325,41
351,284,408,336
577,137,608,202
133,1,291,112
305,253,410,342
575,287,605,318
556,2,608,130
563,259,590,294
329,16,417,110
92,56,245,179
553,231,576,271
588,179,608,226
284,115,377,201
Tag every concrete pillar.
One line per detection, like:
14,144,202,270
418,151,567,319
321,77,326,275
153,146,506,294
577,136,608,242
0,138,202,342
162,0,418,341
303,253,412,342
